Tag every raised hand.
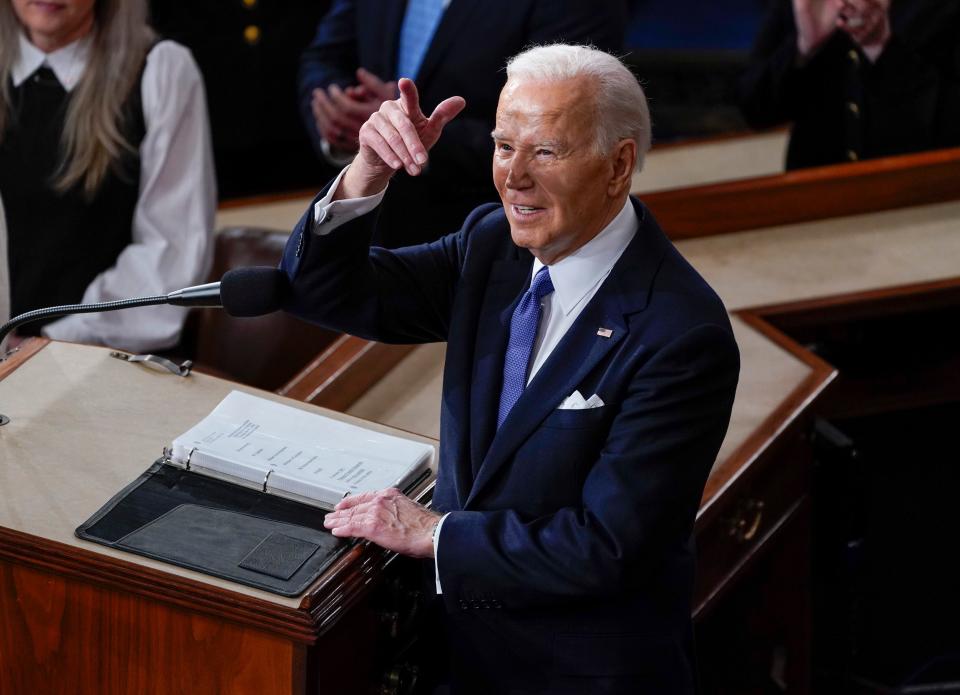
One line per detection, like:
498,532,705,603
323,487,441,558
337,78,465,199
837,0,891,54
793,0,843,56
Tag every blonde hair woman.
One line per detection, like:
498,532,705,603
0,0,215,352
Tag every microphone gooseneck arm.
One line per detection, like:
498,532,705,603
0,268,284,425
0,281,227,347
0,295,169,347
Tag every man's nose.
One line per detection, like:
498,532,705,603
505,155,532,189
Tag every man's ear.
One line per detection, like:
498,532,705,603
608,139,637,196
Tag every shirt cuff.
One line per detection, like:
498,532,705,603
312,165,388,236
433,512,450,594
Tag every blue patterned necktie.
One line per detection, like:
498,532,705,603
497,267,555,429
396,0,446,80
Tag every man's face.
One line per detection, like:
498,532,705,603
13,0,96,53
492,76,626,265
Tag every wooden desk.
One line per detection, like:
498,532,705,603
0,342,436,695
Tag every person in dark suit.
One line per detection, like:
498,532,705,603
283,45,740,693
298,0,627,247
740,0,960,170
149,0,332,198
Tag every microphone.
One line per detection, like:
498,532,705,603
218,265,290,317
0,266,289,346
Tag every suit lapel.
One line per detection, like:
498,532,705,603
465,300,627,509
464,198,667,509
467,257,532,484
414,0,482,87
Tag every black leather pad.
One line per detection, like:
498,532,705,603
239,532,321,580
76,459,348,596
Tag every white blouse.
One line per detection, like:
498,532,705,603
5,33,216,353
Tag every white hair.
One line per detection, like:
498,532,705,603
506,44,652,172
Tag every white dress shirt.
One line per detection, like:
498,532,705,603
4,33,216,353
312,170,639,592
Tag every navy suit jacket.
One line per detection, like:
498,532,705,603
297,0,627,247
281,193,739,693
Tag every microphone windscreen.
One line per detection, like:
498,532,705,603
220,266,289,317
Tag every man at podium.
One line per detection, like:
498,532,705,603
282,44,740,694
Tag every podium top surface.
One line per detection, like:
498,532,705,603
0,341,436,610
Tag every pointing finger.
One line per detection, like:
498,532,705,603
422,96,466,146
428,96,466,128
397,78,425,121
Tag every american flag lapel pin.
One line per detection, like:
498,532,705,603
596,327,613,338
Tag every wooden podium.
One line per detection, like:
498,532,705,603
0,339,436,695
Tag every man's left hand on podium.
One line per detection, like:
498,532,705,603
324,487,441,558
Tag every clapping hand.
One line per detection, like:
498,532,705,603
336,78,465,199
793,0,843,57
793,0,891,58
312,68,399,151
837,0,891,53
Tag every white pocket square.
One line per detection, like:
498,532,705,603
558,390,605,410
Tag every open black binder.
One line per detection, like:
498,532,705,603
76,458,349,597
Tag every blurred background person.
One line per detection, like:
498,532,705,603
299,0,628,248
0,0,215,352
739,0,960,170
149,1,331,198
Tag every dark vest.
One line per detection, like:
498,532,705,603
0,59,148,334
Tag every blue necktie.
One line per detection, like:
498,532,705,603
497,267,555,429
396,0,446,80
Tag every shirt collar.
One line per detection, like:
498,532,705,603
531,198,638,316
12,32,92,91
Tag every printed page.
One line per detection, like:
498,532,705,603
171,391,434,504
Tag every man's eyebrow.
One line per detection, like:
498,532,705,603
489,132,565,149
535,139,564,149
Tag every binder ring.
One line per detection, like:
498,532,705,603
185,447,198,471
262,468,273,492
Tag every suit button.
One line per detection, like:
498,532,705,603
243,25,261,45
846,150,859,161
847,101,860,117
848,49,860,65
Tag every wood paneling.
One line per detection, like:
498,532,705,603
643,147,960,239
0,561,304,695
279,335,416,411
